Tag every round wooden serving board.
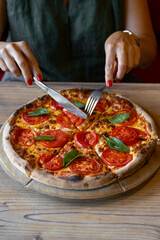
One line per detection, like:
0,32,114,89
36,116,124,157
0,122,160,200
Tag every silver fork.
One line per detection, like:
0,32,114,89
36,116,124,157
85,86,106,115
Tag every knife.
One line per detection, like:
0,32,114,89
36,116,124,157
33,77,87,119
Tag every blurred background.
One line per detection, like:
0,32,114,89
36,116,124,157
0,0,159,83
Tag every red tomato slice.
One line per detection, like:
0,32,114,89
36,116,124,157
43,155,63,171
135,128,148,140
23,109,49,125
111,126,138,146
50,99,63,110
37,153,54,167
69,157,101,175
111,110,137,126
85,132,99,147
39,130,69,148
102,148,133,167
74,131,99,149
12,128,37,147
74,131,89,148
94,98,110,112
56,113,73,129
65,111,84,127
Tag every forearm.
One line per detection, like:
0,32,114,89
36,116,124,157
0,0,6,39
124,0,156,68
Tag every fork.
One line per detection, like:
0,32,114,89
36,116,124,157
85,86,106,115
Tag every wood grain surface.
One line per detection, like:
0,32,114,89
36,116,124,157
1,82,160,240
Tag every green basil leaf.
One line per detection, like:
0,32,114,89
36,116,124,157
62,150,81,168
74,100,85,109
27,108,50,116
103,135,130,152
107,112,130,124
30,135,54,141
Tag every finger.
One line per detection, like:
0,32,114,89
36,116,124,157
112,60,121,83
1,48,22,77
115,46,128,80
113,60,118,78
126,46,134,73
104,44,116,87
0,58,9,72
19,41,43,81
8,44,33,84
126,45,140,73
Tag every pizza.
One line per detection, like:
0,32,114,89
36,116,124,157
2,88,158,190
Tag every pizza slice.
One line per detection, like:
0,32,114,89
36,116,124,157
93,132,156,179
102,93,158,139
9,94,78,136
86,97,158,179
30,141,116,190
3,122,72,177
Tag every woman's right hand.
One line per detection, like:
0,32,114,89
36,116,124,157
0,41,43,85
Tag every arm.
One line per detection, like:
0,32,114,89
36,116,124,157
124,0,156,68
104,0,156,86
0,0,42,84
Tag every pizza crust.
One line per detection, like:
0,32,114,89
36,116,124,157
3,121,32,177
113,139,156,179
30,167,116,190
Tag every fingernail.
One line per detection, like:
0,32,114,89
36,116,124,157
27,79,32,85
107,80,112,87
116,78,121,83
37,75,43,82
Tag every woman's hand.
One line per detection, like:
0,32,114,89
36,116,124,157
104,31,140,87
0,41,43,85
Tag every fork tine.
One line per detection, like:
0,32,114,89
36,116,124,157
85,96,94,113
86,97,97,115
87,97,95,113
85,86,105,115
88,98,97,115
89,98,99,115
85,96,92,111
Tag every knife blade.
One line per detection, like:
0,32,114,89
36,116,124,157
33,77,87,119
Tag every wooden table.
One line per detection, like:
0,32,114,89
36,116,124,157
0,82,160,240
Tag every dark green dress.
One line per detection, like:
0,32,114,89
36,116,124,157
6,0,125,82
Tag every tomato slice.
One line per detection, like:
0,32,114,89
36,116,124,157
56,113,73,129
74,131,99,149
69,157,101,175
39,130,69,148
50,99,63,110
74,131,89,148
12,128,37,147
86,132,99,147
111,110,137,126
135,128,148,140
102,148,133,167
65,111,84,127
94,98,110,112
111,126,138,146
37,153,54,167
43,155,63,171
23,109,49,125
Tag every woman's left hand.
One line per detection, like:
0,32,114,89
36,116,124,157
104,31,140,87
